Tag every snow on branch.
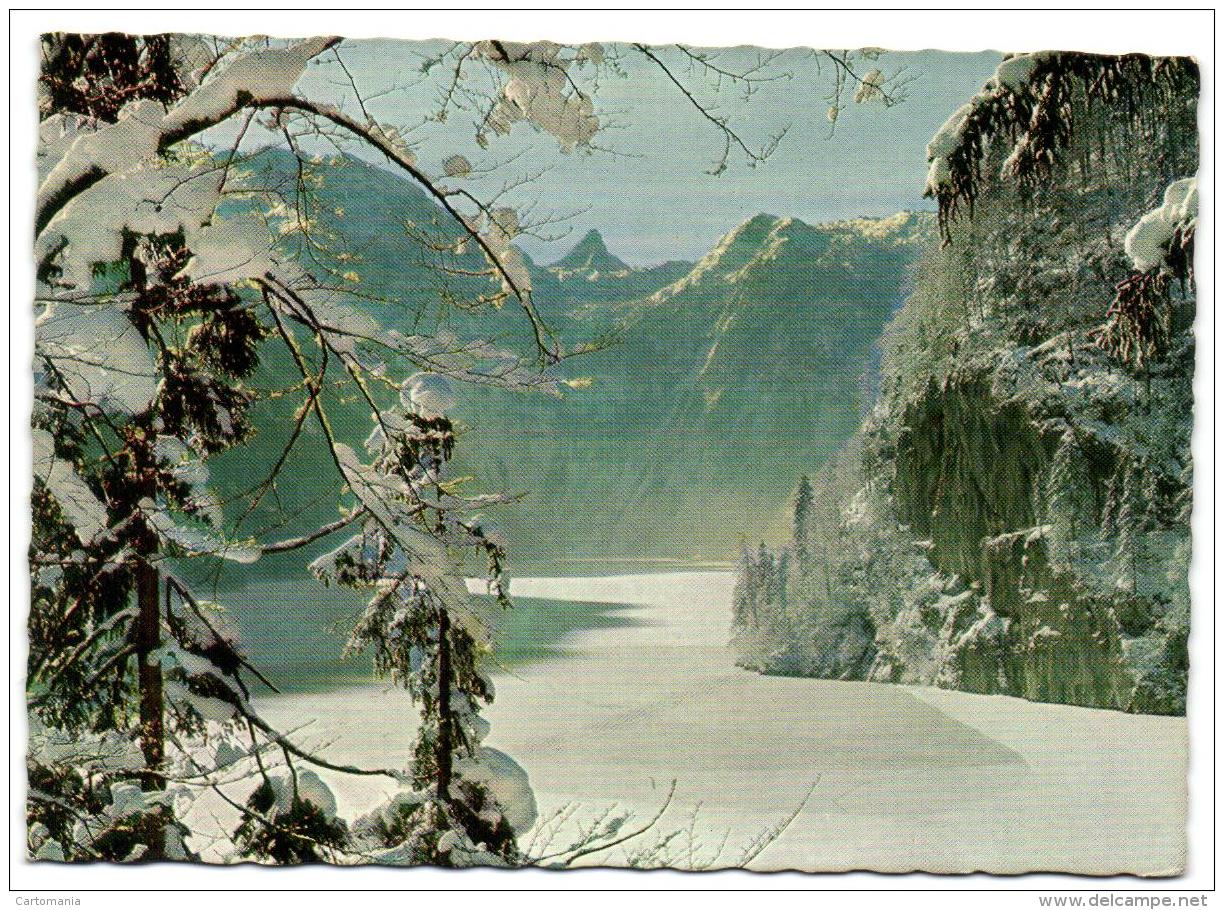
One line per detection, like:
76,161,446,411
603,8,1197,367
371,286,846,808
923,52,1198,242
472,40,599,152
36,37,340,236
1124,177,1197,274
32,428,108,543
36,301,161,415
1093,177,1197,370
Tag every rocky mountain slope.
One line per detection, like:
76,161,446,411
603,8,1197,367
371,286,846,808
731,53,1198,714
452,210,933,565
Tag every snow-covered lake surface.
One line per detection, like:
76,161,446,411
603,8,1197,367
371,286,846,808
252,571,1187,874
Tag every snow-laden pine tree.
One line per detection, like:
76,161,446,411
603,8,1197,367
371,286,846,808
30,33,574,865
791,474,814,566
30,32,903,865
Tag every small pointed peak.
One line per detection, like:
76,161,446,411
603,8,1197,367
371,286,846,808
553,227,629,274
566,228,611,257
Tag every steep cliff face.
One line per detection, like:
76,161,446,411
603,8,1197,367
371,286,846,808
733,52,1198,715
881,378,1132,706
892,378,1048,581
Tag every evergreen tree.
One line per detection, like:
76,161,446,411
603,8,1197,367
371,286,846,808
310,402,523,866
31,38,265,861
792,474,814,565
31,33,550,865
731,544,757,629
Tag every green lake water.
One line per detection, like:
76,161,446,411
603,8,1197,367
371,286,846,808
208,574,646,695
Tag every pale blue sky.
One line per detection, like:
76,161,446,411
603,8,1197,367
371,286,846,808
285,42,1002,265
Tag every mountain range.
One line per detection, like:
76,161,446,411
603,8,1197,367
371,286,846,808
457,209,932,566
208,151,934,572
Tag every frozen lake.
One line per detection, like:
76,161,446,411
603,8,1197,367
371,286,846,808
246,571,1187,874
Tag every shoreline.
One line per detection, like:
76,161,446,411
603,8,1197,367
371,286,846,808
206,571,1186,873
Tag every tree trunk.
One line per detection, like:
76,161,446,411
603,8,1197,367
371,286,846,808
134,440,165,857
135,559,163,785
122,239,165,857
435,607,452,801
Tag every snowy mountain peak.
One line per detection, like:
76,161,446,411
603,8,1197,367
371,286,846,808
731,212,787,238
643,211,936,307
